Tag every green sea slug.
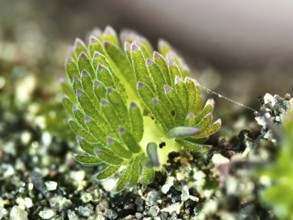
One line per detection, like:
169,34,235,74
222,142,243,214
61,26,221,192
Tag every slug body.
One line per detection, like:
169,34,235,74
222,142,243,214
62,26,221,191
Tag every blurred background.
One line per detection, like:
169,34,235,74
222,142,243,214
1,0,293,113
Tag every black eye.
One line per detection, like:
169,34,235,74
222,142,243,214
159,142,166,149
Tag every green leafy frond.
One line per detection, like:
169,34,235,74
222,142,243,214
63,26,221,191
116,163,133,192
141,167,156,189
95,165,120,180
74,154,102,166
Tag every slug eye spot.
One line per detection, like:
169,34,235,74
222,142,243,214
170,110,175,116
159,142,166,149
149,114,155,120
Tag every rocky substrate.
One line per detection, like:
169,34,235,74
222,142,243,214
0,101,277,220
